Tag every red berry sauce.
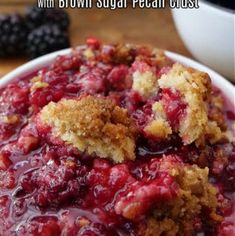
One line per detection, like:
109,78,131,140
0,39,234,236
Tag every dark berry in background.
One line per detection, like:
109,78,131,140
205,0,235,10
0,14,27,57
25,5,46,29
0,5,71,59
26,24,70,59
44,9,70,31
25,5,70,31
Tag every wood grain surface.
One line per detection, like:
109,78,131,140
0,2,191,78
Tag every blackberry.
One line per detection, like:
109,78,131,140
26,24,70,58
45,9,70,31
25,5,46,30
205,0,235,10
0,14,27,57
25,6,70,31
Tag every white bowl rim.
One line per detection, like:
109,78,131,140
0,47,234,103
199,0,235,16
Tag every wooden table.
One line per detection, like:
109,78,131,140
0,2,191,78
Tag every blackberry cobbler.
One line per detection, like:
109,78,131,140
0,38,234,236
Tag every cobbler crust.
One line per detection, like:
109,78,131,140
158,63,210,145
142,218,179,236
132,62,158,97
132,70,158,97
151,49,173,68
144,101,172,139
139,159,221,236
39,96,138,163
156,63,230,146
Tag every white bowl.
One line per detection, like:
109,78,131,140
172,0,235,82
0,48,234,104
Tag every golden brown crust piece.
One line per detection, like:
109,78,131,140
132,69,158,98
152,49,173,69
141,218,179,236
158,63,210,145
112,44,136,65
39,96,138,163
158,63,230,146
144,101,172,139
139,160,222,236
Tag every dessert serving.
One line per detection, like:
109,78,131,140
0,38,234,236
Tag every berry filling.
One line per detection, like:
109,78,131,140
0,40,234,236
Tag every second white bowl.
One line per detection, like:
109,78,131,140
172,0,235,82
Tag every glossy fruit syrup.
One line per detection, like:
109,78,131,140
0,40,234,236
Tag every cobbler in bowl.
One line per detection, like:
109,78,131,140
0,38,234,236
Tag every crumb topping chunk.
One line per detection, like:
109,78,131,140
39,95,138,163
138,156,221,236
144,101,172,139
132,61,159,97
150,63,230,146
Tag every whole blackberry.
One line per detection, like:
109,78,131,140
205,0,234,10
26,24,70,58
0,14,27,57
25,5,46,30
45,9,70,31
25,6,70,31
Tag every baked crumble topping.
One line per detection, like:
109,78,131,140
132,61,158,97
138,158,221,236
0,39,234,236
158,63,210,145
38,96,137,163
144,101,172,139
141,63,230,146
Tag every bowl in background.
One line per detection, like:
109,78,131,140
171,0,235,82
